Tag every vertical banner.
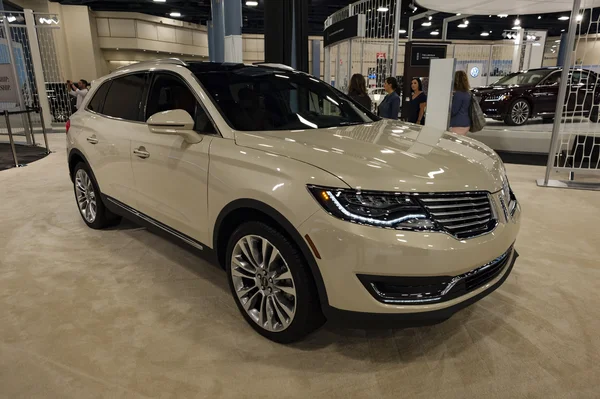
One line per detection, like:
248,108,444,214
0,63,19,103
425,58,456,131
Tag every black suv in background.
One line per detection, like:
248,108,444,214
474,68,600,126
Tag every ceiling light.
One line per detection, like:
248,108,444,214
480,32,490,36
377,6,389,12
7,15,16,22
428,16,432,20
561,29,565,32
576,14,583,21
399,29,406,33
430,31,439,36
245,0,258,5
555,40,561,42
422,21,432,26
512,26,520,30
514,18,520,26
533,43,541,46
153,0,166,2
464,19,469,25
458,23,467,28
169,12,181,17
497,14,508,18
456,13,461,16
552,45,557,47
558,16,569,20
538,16,541,19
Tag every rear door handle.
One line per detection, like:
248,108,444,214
133,147,150,159
86,136,98,144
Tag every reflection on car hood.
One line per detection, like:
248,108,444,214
234,119,505,193
474,84,527,93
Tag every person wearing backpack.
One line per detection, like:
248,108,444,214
449,70,471,135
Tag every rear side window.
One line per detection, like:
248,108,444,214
101,73,147,122
87,81,110,113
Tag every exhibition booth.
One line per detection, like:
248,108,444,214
323,0,600,187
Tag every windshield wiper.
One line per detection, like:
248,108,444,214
338,121,365,126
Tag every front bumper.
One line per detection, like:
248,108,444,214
298,191,521,321
479,100,509,119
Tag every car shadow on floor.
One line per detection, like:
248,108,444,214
108,218,517,363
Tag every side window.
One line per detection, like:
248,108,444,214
544,73,561,86
101,73,146,121
87,81,110,113
146,73,215,133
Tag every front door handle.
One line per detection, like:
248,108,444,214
86,136,98,144
133,147,150,159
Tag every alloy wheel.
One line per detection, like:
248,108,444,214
230,235,296,332
75,169,97,223
511,101,529,125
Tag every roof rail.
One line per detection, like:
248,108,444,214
113,58,188,72
252,62,295,71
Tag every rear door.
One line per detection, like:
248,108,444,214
566,70,593,116
82,72,149,208
129,71,216,245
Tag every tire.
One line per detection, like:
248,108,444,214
226,221,325,343
504,99,530,126
73,162,121,229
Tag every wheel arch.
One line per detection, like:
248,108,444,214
213,198,329,308
68,148,88,182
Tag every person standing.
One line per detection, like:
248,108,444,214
407,78,427,125
347,74,372,111
378,77,400,120
449,70,472,135
68,79,89,110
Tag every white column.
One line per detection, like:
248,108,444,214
425,58,455,131
24,9,52,132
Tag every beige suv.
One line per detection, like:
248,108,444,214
67,60,521,343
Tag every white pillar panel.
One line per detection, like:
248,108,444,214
425,58,455,131
224,35,243,63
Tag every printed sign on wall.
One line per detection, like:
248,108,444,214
0,64,19,103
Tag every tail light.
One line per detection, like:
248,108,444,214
66,119,71,134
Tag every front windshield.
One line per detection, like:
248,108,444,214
193,66,379,131
492,70,553,86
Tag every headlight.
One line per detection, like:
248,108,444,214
308,186,438,231
485,94,509,102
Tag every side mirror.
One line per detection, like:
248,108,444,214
147,109,201,144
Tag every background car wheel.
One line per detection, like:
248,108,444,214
73,162,121,229
505,99,530,126
226,221,325,343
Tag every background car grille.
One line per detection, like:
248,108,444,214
417,193,496,239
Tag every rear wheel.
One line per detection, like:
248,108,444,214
226,221,324,343
504,99,530,126
73,162,121,229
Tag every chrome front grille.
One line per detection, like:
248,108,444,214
358,246,515,305
418,193,496,239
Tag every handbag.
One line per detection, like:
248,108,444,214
469,95,486,133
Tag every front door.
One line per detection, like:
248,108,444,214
531,71,560,115
130,72,217,245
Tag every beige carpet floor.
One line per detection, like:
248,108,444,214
1,135,599,399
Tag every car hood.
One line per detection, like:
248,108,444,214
234,119,505,193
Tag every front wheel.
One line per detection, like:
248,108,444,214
504,99,530,126
226,221,324,343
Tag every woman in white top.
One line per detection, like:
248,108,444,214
68,79,89,110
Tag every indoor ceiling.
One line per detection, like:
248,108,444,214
30,0,599,40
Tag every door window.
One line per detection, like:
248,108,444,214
101,73,147,121
542,72,561,86
87,80,111,113
146,73,215,133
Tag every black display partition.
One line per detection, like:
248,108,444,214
264,0,308,72
401,42,449,120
